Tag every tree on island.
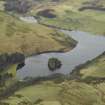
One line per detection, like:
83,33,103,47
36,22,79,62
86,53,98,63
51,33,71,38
48,57,62,71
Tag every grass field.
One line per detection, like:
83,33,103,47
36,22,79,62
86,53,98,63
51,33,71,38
33,0,105,35
0,11,76,56
2,80,105,105
78,52,105,79
69,52,105,83
2,0,105,35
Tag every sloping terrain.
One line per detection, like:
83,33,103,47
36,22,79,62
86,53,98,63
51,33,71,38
2,80,105,105
32,0,105,35
1,0,105,35
70,52,105,83
0,0,105,105
0,11,76,56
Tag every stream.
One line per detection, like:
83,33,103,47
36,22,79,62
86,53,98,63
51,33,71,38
17,17,105,79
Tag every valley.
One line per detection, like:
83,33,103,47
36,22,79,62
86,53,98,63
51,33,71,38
0,0,105,105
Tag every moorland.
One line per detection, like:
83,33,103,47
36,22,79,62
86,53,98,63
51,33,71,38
1,0,105,105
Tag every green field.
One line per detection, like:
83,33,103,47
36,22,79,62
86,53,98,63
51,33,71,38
33,0,105,35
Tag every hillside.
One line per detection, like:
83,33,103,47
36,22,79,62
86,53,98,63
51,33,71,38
2,79,105,105
0,11,76,56
1,0,105,35
70,52,105,83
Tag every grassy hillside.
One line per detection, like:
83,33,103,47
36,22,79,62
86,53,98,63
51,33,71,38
0,11,76,56
1,0,105,35
2,80,105,105
70,52,105,81
73,53,105,79
33,0,105,35
80,53,105,79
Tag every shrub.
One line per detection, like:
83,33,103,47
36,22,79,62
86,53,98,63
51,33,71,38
4,0,31,13
48,57,62,71
36,9,56,18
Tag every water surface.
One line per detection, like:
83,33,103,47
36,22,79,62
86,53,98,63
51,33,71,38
17,30,105,79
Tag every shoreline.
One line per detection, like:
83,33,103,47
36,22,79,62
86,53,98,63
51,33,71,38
38,21,72,31
25,43,77,58
1,16,105,100
69,51,105,84
0,73,65,100
1,51,105,100
34,15,105,37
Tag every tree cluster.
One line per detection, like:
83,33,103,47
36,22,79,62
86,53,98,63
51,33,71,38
0,52,25,71
4,0,31,13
